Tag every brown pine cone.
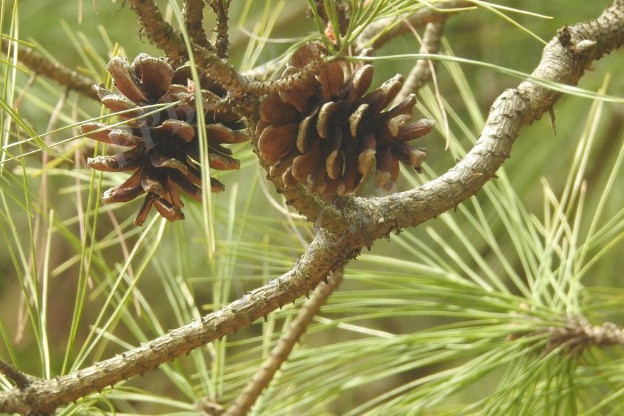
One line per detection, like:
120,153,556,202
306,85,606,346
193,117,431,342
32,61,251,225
256,47,433,196
83,54,248,225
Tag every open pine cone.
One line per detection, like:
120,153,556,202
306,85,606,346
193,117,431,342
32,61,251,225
83,54,248,225
257,46,434,196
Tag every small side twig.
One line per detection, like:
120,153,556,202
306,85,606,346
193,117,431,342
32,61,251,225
221,267,344,416
183,0,214,51
396,19,446,103
0,359,31,390
128,0,187,63
128,0,249,100
0,38,98,100
355,0,472,53
207,0,231,58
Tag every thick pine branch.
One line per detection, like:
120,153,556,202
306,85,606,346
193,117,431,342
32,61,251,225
0,232,349,414
1,1,623,414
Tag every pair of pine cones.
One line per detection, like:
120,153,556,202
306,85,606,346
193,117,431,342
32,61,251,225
84,48,433,225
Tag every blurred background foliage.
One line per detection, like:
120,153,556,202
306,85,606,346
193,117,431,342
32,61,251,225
1,0,624,414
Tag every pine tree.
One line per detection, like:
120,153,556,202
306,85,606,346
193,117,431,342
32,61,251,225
1,1,624,415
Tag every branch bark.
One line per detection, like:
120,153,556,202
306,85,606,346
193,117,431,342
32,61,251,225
207,0,231,58
222,267,344,416
128,0,187,63
128,0,249,98
184,0,214,51
355,0,472,53
1,1,623,414
395,19,446,103
0,38,98,100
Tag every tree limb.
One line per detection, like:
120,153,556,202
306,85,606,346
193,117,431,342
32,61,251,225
1,1,623,414
128,0,248,98
0,359,32,390
0,231,350,414
548,317,624,354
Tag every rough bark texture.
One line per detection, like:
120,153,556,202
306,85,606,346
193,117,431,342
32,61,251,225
1,1,623,414
0,38,98,100
223,269,344,416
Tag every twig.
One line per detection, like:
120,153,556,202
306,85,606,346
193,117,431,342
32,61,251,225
183,0,214,51
128,0,187,63
0,359,31,390
207,0,231,58
222,267,344,416
395,19,446,103
127,0,249,100
1,1,623,414
354,0,472,53
0,38,98,100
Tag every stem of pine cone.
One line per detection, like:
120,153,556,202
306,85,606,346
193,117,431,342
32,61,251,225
221,267,344,416
128,0,250,100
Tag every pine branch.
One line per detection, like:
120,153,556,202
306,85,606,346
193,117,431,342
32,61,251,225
0,233,349,414
0,38,98,100
128,0,187,63
395,19,446,102
207,0,231,58
548,317,624,354
1,1,623,414
128,0,249,100
0,359,31,390
183,0,214,51
221,267,344,416
355,0,472,53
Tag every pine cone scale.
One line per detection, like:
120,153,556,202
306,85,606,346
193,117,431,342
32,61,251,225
132,54,174,100
258,123,298,163
107,57,149,103
102,170,144,203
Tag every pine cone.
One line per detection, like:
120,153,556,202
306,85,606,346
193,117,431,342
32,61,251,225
256,47,433,196
83,54,247,225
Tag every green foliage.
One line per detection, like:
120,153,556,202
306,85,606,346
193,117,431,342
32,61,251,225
1,0,624,415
